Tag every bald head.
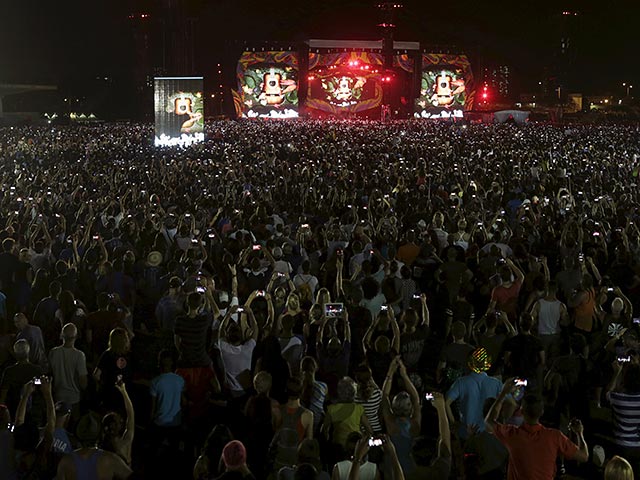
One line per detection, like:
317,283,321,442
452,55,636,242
61,323,78,342
13,339,30,361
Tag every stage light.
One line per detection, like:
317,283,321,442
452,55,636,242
482,93,488,99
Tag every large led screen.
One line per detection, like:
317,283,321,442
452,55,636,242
154,77,204,147
414,54,474,120
307,52,384,114
233,51,299,118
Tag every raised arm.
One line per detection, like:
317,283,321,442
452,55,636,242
485,378,516,434
420,294,430,327
506,258,524,284
116,381,135,446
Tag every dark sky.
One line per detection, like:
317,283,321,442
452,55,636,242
0,0,637,94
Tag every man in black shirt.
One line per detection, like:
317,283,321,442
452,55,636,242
502,313,545,392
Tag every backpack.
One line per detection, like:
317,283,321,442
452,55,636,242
270,406,304,472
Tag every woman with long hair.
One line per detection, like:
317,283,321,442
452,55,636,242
300,356,327,433
93,328,131,412
604,456,634,480
354,364,383,434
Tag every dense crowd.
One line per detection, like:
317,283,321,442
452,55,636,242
0,119,640,480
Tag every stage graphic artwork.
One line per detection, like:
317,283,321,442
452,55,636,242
414,54,474,119
154,77,204,147
233,51,299,118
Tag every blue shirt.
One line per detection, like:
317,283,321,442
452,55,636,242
447,372,502,439
150,373,185,427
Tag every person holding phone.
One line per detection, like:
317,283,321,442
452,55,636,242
485,380,588,479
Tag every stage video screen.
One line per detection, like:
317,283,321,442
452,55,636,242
154,77,204,147
415,67,466,119
234,52,299,118
307,53,384,114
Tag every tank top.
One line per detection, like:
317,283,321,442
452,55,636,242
336,460,377,480
71,449,102,480
537,299,562,335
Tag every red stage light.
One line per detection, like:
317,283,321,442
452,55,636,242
482,93,488,99
308,76,315,81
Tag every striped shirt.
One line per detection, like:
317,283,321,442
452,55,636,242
356,387,383,433
607,391,640,448
174,313,212,368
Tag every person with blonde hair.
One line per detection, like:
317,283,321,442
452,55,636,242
604,455,634,480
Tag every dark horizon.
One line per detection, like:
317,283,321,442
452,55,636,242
0,0,637,96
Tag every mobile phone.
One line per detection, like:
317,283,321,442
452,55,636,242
191,239,199,245
116,375,123,383
33,377,42,385
277,272,286,278
593,232,600,237
381,305,389,311
196,286,206,294
208,233,215,239
257,290,266,297
301,224,310,228
413,294,421,299
608,287,615,293
324,303,344,318
633,318,640,325
368,436,384,447
425,392,434,401
514,378,528,387
618,356,632,363
93,235,100,241
336,249,343,257
252,245,261,251
237,307,245,313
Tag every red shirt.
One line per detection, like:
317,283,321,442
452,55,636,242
491,279,522,317
493,423,578,480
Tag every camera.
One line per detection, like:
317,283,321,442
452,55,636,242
425,392,434,401
324,303,344,318
196,286,206,294
252,245,261,251
237,307,245,313
607,287,615,292
381,305,389,311
368,436,384,447
33,377,42,385
257,290,266,297
514,378,528,387
618,356,632,363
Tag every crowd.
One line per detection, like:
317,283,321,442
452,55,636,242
0,119,639,479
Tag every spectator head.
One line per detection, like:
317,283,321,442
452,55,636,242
315,288,331,307
13,313,28,331
400,265,412,279
336,377,357,403
519,313,534,333
202,425,234,470
374,335,391,354
468,347,492,373
361,277,379,301
622,364,640,394
286,292,300,311
253,371,272,395
33,240,45,254
13,339,30,361
61,323,78,343
401,309,418,329
301,259,311,274
100,412,124,443
499,266,512,283
226,321,243,344
345,431,363,456
186,292,203,312
569,333,587,356
451,321,466,341
546,281,558,296
107,328,130,355
521,395,544,423
612,297,625,315
391,391,413,417
96,292,111,310
309,303,322,321
2,238,15,253
296,438,322,471
286,376,303,400
19,248,30,262
604,455,634,480
169,276,183,292
55,260,68,276
222,440,247,470
157,350,175,372
327,336,342,354
346,285,364,305
290,464,317,480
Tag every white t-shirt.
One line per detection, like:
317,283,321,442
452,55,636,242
218,338,256,393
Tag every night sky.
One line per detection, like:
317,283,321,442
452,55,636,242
0,0,637,95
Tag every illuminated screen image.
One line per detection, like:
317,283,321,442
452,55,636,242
154,77,204,147
307,53,384,114
414,54,474,119
233,52,299,118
